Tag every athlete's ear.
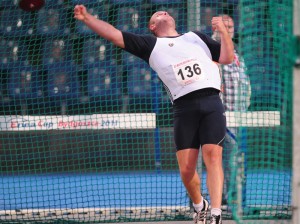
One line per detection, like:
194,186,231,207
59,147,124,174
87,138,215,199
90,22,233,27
149,24,155,34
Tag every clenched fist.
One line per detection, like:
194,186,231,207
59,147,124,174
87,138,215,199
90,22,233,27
74,5,87,21
211,16,227,34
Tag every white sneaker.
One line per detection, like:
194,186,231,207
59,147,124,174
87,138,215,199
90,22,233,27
193,198,209,224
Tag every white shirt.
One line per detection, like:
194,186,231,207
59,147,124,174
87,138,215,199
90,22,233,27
149,32,221,101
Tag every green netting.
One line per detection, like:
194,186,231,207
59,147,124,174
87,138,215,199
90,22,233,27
0,0,294,223
231,0,294,221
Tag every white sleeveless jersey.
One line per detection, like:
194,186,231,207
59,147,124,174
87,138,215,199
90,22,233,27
122,31,221,102
149,32,220,101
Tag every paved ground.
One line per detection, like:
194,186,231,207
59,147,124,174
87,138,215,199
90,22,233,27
115,221,292,224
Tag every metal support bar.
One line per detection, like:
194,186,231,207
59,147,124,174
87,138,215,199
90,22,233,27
293,0,300,223
293,58,300,224
187,0,201,31
294,0,300,36
187,0,202,211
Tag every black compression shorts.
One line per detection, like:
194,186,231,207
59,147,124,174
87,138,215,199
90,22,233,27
173,88,226,151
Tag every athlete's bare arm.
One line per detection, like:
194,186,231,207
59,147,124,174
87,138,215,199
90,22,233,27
211,16,234,64
74,5,125,48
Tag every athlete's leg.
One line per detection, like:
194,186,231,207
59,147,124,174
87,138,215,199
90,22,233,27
202,143,224,208
176,148,202,204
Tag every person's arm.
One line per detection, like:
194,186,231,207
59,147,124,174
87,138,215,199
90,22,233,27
74,5,125,48
211,16,234,64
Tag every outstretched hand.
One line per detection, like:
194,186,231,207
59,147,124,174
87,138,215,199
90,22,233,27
211,16,227,34
74,5,87,21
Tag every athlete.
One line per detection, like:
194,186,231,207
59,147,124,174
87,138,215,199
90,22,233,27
74,5,234,224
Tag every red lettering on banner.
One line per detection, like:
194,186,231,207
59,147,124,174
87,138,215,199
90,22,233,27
58,120,99,128
11,122,17,128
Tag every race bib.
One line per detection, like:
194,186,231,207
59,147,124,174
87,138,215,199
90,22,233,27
172,58,206,86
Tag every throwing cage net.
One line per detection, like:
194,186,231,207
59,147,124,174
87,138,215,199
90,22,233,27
0,0,294,223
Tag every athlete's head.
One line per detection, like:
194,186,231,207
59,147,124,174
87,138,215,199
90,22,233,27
212,14,234,42
148,11,177,37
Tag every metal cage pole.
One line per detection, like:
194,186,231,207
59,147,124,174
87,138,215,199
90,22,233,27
187,0,202,211
293,0,300,222
187,0,201,170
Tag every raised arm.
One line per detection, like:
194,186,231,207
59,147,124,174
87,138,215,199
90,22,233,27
211,16,234,64
74,5,125,48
